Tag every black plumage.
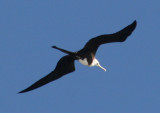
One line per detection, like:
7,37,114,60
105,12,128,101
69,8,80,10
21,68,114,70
19,20,137,93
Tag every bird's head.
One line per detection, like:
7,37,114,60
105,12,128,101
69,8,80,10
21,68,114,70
92,58,106,72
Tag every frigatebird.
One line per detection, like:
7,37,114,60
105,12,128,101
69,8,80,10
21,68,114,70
19,20,137,93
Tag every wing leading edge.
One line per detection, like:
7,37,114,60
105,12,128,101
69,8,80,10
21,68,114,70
19,55,75,93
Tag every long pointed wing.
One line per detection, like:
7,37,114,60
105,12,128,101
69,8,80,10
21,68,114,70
83,20,137,54
19,55,75,93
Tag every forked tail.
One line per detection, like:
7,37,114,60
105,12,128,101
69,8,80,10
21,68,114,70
52,46,76,56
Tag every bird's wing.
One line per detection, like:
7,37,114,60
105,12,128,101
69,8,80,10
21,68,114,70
19,55,75,93
82,20,137,55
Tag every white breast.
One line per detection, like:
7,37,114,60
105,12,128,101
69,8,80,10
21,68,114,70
78,58,89,66
78,58,99,67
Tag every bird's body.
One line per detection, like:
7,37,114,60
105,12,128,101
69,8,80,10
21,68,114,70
19,20,137,93
78,58,89,66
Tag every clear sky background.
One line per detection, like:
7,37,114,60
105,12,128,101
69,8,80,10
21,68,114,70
0,0,159,113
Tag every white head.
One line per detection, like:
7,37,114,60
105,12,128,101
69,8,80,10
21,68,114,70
91,58,106,72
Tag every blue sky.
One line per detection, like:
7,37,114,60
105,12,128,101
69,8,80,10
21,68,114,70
0,0,160,113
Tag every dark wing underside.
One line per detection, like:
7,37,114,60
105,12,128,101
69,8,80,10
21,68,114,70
19,55,75,93
81,20,137,55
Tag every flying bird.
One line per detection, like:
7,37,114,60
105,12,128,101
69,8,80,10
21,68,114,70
19,20,137,93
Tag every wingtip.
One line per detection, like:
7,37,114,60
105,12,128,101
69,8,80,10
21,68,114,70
18,91,23,94
134,20,137,23
128,20,137,31
132,20,137,26
18,90,27,94
18,88,32,94
51,46,57,48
